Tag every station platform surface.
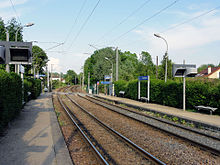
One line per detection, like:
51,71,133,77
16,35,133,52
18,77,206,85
0,93,73,165
95,94,220,129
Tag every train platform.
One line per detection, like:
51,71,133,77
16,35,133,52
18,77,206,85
0,93,73,165
95,94,220,130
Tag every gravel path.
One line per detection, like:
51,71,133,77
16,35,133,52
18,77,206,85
71,94,220,165
84,95,220,152
53,95,100,165
61,95,153,165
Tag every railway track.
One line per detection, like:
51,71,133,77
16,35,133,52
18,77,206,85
77,94,220,156
58,94,166,165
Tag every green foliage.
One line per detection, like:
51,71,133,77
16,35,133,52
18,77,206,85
0,18,6,41
114,78,220,115
197,64,215,73
114,80,127,96
158,55,173,80
24,78,41,99
64,70,78,85
52,80,66,89
84,47,116,84
0,70,22,132
32,45,48,74
24,79,32,103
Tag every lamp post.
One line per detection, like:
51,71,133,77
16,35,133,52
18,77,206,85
105,57,114,95
105,57,113,82
15,23,34,42
154,34,168,82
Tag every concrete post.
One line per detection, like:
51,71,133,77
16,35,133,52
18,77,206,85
138,80,140,100
116,47,118,81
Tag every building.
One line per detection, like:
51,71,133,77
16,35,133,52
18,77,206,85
197,66,220,79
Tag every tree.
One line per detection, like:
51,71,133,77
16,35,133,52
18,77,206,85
198,64,215,73
0,17,6,41
32,45,48,74
158,55,173,80
6,18,23,41
0,18,23,72
64,70,78,85
119,51,138,81
139,51,155,77
84,47,116,84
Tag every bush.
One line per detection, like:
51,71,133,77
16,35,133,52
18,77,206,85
114,78,220,115
0,70,22,132
114,80,127,96
26,78,41,99
24,79,32,103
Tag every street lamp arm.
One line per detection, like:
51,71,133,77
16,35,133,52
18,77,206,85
154,33,169,83
154,33,168,54
15,22,34,42
160,37,168,54
15,26,23,42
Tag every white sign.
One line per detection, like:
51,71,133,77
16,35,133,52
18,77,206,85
19,65,25,73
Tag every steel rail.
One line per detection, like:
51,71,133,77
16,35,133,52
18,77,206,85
85,94,220,141
78,94,220,156
65,94,166,165
57,95,109,165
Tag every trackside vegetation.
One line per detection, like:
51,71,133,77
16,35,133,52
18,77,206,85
0,70,42,133
114,78,220,115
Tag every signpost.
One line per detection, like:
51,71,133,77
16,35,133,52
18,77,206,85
138,76,150,102
97,81,99,94
101,81,111,85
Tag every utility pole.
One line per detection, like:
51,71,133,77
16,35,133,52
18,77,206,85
116,47,118,81
88,72,90,93
183,60,186,111
50,64,53,91
82,66,84,90
60,72,62,87
47,65,49,90
6,31,10,73
80,75,81,89
156,56,158,79
165,53,168,83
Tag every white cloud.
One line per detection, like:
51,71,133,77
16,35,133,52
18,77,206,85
136,13,220,50
132,12,220,66
48,57,61,73
0,0,29,9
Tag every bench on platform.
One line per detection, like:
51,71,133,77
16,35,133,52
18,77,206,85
119,91,125,97
140,97,148,102
194,105,217,115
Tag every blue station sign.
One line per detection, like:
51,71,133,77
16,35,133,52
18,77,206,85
138,76,148,81
101,81,111,84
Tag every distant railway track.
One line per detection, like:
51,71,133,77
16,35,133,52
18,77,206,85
77,94,220,156
58,94,166,165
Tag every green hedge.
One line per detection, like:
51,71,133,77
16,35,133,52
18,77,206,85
114,78,220,115
24,79,32,103
0,70,42,133
24,78,42,99
0,70,22,132
114,80,127,96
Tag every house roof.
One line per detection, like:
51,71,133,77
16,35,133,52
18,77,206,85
197,66,220,77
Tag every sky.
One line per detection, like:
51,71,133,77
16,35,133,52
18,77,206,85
1,0,220,74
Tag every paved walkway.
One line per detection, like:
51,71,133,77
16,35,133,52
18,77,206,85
0,93,73,165
96,94,220,128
